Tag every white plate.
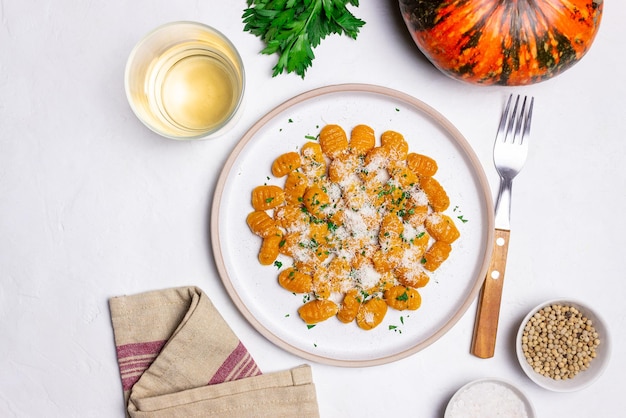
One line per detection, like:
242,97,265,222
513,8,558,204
211,84,494,366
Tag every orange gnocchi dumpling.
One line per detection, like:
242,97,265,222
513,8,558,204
278,267,313,294
328,153,360,183
364,146,390,170
424,213,460,243
411,229,431,254
389,162,419,189
302,185,330,219
325,257,351,291
308,222,330,246
258,233,283,265
319,124,349,158
378,213,403,252
283,171,308,205
356,298,388,330
372,247,401,274
337,289,362,323
271,151,301,177
349,124,375,156
381,130,409,161
277,233,300,258
395,267,430,288
274,204,307,232
298,299,339,324
300,142,326,179
406,152,438,177
311,275,330,301
384,286,422,311
422,241,452,272
311,242,331,264
251,185,285,210
403,203,429,227
246,211,280,238
419,176,450,212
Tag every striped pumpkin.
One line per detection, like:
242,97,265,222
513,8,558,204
399,0,603,85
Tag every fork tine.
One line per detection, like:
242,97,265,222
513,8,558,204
522,97,534,142
506,95,521,144
512,96,534,145
512,96,525,144
496,94,514,143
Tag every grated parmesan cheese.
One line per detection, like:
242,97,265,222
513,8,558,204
353,263,381,289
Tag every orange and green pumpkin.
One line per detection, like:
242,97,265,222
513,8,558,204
399,0,603,85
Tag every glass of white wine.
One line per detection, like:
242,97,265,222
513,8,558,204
125,22,245,140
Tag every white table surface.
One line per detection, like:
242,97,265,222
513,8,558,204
2,1,625,416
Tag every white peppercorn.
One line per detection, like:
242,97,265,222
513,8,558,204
521,303,600,380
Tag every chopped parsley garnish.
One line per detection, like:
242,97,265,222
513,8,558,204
242,0,365,78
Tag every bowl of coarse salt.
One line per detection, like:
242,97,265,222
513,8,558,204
444,378,535,418
516,298,611,392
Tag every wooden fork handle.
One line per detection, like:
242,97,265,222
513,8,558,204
471,228,510,358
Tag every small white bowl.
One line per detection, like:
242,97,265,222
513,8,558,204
516,298,611,392
445,378,535,418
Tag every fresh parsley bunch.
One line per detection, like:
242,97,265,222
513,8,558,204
243,0,365,78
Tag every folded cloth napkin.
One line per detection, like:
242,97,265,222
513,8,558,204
109,286,320,417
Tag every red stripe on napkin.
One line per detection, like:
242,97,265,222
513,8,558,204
116,340,166,390
208,341,261,385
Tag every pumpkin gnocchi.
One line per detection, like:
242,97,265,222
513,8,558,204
246,124,461,330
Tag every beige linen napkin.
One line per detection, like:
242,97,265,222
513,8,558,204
109,286,320,417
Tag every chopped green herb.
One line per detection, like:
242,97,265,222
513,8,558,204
242,0,365,78
305,135,317,141
307,324,316,329
396,291,409,302
273,260,283,269
457,215,469,223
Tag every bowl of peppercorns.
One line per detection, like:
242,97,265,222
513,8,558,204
516,299,611,392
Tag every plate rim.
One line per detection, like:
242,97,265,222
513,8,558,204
210,83,494,367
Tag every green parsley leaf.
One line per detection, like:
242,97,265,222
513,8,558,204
396,291,409,302
243,0,365,78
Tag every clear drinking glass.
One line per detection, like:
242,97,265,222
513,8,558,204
125,22,245,140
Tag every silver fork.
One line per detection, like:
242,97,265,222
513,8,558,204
471,94,534,359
